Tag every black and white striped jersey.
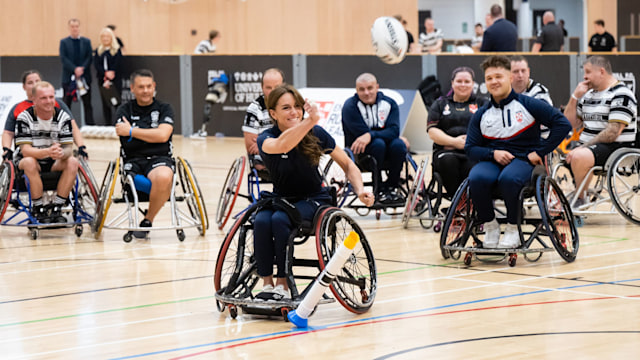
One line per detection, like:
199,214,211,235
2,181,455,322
577,82,637,143
14,106,73,161
418,29,444,52
242,95,273,135
523,79,553,106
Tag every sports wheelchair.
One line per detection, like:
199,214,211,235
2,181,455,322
0,157,98,240
93,156,208,242
215,155,271,230
322,149,417,219
214,194,377,321
550,147,640,226
402,157,452,231
440,167,579,267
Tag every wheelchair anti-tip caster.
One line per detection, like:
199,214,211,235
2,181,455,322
123,232,133,243
177,229,185,242
30,228,39,240
228,304,238,319
508,253,517,267
75,225,83,237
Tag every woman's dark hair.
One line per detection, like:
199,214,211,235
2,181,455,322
266,84,324,166
451,66,475,82
21,70,42,84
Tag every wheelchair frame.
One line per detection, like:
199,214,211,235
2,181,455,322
215,155,271,230
402,157,452,231
550,147,640,226
213,199,377,321
92,156,208,242
323,149,417,220
0,158,99,240
440,174,579,267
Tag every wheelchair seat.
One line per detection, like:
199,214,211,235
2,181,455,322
93,156,208,242
214,197,376,320
440,168,579,267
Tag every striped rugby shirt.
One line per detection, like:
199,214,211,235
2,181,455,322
242,95,272,135
14,106,73,162
577,82,637,143
522,79,552,106
419,29,444,52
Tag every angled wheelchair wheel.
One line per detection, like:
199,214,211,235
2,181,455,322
440,179,473,260
315,208,376,314
216,156,245,230
177,157,208,235
607,151,640,225
92,159,119,238
213,211,259,303
78,156,99,194
538,176,579,263
322,158,351,208
76,161,99,219
0,161,15,222
552,162,575,202
402,159,428,228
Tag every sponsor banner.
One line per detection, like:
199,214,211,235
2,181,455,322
0,83,26,131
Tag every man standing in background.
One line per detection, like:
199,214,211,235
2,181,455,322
59,18,95,125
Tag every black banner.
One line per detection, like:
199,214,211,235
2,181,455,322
306,55,422,89
436,54,572,107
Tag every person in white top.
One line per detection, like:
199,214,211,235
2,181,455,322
194,30,220,54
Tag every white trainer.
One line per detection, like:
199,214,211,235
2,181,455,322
273,284,291,300
499,224,520,248
483,218,500,248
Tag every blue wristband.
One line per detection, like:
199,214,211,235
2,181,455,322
128,127,133,142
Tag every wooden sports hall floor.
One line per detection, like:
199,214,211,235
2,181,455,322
1,136,639,359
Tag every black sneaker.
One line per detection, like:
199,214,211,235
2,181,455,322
382,188,405,206
132,219,152,239
32,205,49,223
48,204,67,223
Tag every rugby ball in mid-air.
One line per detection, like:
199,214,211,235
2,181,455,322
371,16,408,64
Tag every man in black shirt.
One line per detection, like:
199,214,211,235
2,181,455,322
115,69,175,239
589,19,617,52
532,11,564,52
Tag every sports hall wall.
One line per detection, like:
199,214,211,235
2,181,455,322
0,0,418,56
4,53,639,138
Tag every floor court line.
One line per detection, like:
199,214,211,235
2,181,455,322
16,277,639,360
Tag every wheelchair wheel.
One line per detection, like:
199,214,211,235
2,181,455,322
538,176,579,263
607,151,640,225
177,157,208,235
322,158,351,208
78,156,99,194
315,208,376,314
402,159,428,228
0,161,15,222
76,162,99,218
439,179,473,260
213,213,259,302
216,156,245,230
552,162,575,201
92,159,119,238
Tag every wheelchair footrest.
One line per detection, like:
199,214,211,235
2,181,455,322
442,245,555,254
215,293,335,310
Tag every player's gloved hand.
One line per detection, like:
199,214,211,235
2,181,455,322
2,147,13,161
78,145,89,160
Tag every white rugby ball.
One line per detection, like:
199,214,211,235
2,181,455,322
371,16,408,64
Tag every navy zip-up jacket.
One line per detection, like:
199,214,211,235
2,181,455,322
341,92,400,147
465,90,571,162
